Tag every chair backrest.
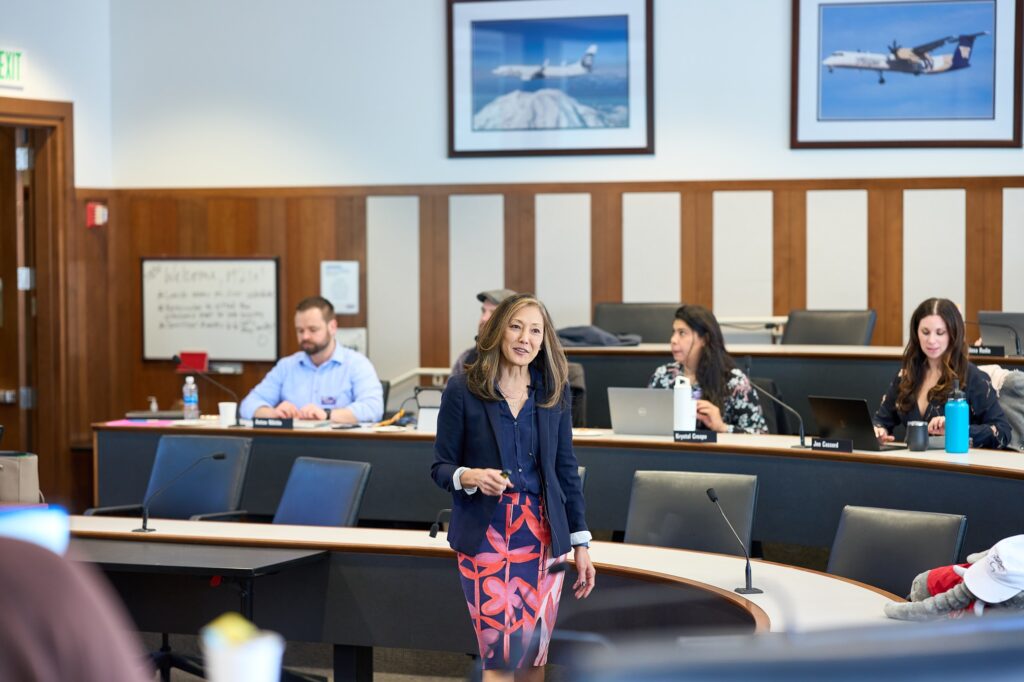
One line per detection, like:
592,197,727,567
592,303,680,343
624,471,758,556
749,376,790,435
273,457,371,527
827,505,967,596
567,361,587,427
781,309,877,345
145,435,251,519
380,380,391,412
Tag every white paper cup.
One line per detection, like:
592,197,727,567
218,402,238,428
201,631,284,682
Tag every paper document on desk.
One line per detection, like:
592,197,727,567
293,419,331,429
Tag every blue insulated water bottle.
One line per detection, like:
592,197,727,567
944,379,969,454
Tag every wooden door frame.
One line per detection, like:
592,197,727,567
0,96,74,504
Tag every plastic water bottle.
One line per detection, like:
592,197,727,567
673,375,697,432
183,376,200,420
945,378,969,454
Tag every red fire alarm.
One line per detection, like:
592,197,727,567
85,201,108,228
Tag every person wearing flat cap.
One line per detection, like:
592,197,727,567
451,288,517,376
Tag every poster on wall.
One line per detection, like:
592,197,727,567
448,0,653,157
791,0,1022,147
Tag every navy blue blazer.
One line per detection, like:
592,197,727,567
430,372,588,557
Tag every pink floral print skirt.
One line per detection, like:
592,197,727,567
456,492,567,670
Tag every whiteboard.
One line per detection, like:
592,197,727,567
142,258,279,361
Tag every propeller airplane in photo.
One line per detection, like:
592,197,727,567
822,32,987,84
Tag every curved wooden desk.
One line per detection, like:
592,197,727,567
92,423,1024,555
69,515,898,640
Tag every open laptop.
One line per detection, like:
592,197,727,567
608,387,675,436
807,396,906,451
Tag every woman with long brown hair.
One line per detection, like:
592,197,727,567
431,293,594,680
648,304,768,434
873,297,1010,448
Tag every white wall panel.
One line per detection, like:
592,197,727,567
806,190,868,310
622,193,681,303
366,196,419,382
449,195,504,365
535,194,591,329
1004,189,1024,311
712,191,773,316
903,190,966,342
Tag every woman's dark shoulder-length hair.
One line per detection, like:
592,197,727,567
465,293,569,409
896,297,968,413
674,304,736,408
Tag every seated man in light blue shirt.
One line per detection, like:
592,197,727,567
240,296,383,424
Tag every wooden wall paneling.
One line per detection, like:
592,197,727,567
419,193,450,367
68,191,113,445
335,195,368,329
590,188,623,313
772,189,807,315
504,190,535,293
206,198,259,254
867,189,904,346
965,187,1003,341
283,197,337,355
681,188,713,307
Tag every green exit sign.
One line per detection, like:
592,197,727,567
0,49,24,87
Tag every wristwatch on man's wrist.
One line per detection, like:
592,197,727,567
574,542,590,549
324,408,332,420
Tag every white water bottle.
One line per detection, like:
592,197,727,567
673,375,697,432
183,376,200,420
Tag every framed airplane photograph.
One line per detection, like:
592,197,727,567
447,0,654,157
791,0,1022,147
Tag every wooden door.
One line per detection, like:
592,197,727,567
0,127,20,449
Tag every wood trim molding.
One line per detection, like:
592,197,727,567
591,188,623,307
868,189,904,346
965,187,1002,341
503,190,535,293
681,189,713,307
772,189,807,315
419,194,450,366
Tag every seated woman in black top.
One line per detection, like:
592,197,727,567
873,297,1011,449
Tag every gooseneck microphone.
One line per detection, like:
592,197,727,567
706,487,763,595
134,453,226,533
172,355,242,427
429,508,452,538
745,356,809,448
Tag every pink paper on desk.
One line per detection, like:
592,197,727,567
106,419,175,427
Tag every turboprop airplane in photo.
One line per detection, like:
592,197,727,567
822,32,987,84
492,44,597,81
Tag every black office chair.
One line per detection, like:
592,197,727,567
85,435,252,520
827,505,967,597
624,471,758,556
196,457,371,527
781,309,877,345
84,435,252,682
749,376,792,435
592,302,681,343
568,361,587,427
380,379,391,413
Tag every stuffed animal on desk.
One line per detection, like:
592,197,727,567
884,535,1024,621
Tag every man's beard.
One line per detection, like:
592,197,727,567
301,338,330,356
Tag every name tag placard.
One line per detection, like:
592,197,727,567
253,417,293,430
674,430,718,443
811,437,852,453
969,345,1006,357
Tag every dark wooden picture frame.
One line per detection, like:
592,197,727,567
448,0,654,157
791,0,1022,148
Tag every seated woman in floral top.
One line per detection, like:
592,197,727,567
648,305,768,434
